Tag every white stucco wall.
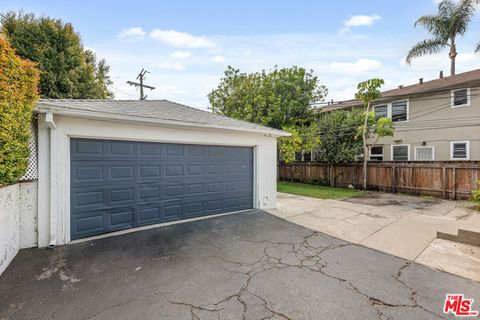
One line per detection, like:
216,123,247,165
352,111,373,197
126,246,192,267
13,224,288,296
19,182,38,248
0,181,38,276
37,114,279,247
0,184,19,275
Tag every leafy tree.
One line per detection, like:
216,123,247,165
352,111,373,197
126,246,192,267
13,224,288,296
315,109,364,164
208,66,327,129
278,125,320,181
1,11,113,99
361,114,395,146
0,36,40,185
278,127,302,165
406,0,477,76
315,109,394,166
355,78,394,189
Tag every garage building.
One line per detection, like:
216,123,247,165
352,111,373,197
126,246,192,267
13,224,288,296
35,99,288,246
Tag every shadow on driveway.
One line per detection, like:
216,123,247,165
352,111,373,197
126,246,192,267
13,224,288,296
0,210,478,319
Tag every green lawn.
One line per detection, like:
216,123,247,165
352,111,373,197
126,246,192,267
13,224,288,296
277,181,365,199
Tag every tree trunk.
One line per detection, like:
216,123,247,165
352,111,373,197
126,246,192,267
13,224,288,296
449,42,457,76
362,102,370,190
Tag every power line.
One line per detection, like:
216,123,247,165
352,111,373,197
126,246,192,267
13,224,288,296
127,69,155,100
274,96,480,138
318,86,480,106
321,92,480,120
110,86,138,98
311,94,480,136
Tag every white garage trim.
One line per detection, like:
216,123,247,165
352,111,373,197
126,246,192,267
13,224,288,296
37,114,278,247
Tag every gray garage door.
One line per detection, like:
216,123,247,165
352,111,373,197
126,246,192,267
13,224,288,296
70,138,253,240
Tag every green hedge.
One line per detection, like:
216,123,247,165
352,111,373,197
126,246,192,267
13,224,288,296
0,36,39,185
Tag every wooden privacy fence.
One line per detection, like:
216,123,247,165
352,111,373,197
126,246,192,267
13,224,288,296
278,161,480,200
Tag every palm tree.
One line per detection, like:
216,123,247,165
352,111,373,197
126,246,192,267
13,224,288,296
406,0,477,76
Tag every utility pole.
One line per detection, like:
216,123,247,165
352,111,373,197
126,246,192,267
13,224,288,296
127,68,155,100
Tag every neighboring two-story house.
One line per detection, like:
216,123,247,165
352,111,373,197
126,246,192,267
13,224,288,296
320,69,480,161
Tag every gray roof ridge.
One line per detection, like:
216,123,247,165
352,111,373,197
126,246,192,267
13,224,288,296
159,98,282,131
36,99,288,135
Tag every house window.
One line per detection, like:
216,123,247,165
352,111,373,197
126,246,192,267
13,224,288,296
303,150,312,162
450,141,470,160
392,145,409,161
391,100,408,122
451,88,470,107
374,105,388,119
415,147,434,161
294,150,313,162
369,146,383,161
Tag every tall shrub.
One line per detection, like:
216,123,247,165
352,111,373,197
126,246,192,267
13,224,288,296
1,12,113,99
0,36,40,185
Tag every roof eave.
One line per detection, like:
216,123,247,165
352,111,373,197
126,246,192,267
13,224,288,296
35,104,290,138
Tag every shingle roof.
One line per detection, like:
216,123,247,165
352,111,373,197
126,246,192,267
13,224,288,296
35,99,288,136
321,68,480,112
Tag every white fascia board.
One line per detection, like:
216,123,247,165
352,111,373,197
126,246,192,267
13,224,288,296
35,106,291,138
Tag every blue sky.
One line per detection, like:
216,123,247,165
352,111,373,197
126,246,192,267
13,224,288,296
2,0,480,109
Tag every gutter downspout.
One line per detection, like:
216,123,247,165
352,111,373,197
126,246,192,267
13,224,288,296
44,112,57,247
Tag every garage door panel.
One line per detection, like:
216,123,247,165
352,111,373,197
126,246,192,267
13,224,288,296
166,144,185,156
71,139,253,240
165,164,184,176
72,165,106,184
71,209,106,237
109,208,134,228
161,199,186,218
139,142,162,155
73,139,104,156
109,141,135,155
186,164,204,176
138,165,161,177
185,201,204,216
139,186,161,200
137,204,162,223
187,145,205,156
186,183,203,195
75,215,104,233
109,165,135,180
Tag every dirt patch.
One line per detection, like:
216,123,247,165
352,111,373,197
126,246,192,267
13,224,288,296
343,192,443,210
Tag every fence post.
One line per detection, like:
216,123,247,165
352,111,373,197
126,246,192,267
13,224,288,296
452,167,456,200
329,165,333,187
332,165,336,187
412,166,416,195
352,164,356,188
442,166,446,199
392,166,396,193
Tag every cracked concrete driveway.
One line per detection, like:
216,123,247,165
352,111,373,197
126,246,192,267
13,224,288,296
1,210,479,320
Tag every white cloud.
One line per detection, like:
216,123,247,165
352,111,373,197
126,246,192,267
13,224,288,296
344,14,381,28
98,30,477,109
210,55,226,62
330,59,383,74
338,27,352,34
118,27,146,39
170,51,191,59
149,29,215,48
152,61,186,70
